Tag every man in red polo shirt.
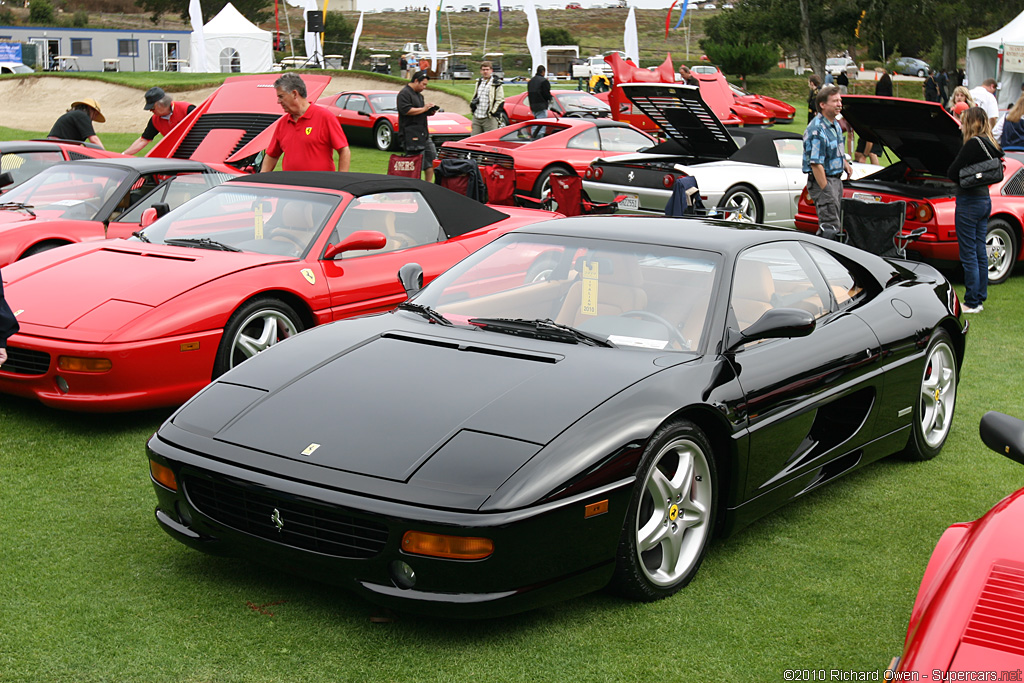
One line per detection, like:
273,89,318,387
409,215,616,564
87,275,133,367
123,87,196,155
261,73,351,173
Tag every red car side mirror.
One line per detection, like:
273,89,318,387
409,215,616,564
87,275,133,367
323,230,387,260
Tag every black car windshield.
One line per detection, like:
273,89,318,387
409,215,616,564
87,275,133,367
137,185,340,258
369,93,398,112
416,233,720,352
0,164,131,221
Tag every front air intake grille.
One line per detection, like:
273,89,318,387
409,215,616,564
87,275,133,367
172,113,282,160
183,473,388,559
437,147,514,168
2,346,50,375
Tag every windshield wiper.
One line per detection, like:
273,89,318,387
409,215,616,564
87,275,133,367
163,237,241,252
468,318,615,347
0,202,35,217
397,301,453,326
131,231,151,243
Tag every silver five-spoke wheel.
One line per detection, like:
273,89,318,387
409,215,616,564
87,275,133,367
214,299,303,378
903,329,958,461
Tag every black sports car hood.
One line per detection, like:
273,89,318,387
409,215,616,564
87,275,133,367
620,83,738,160
839,95,963,174
171,316,680,486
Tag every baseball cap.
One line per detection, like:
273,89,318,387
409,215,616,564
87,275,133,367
144,87,166,110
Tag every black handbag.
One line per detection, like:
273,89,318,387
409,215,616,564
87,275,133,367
959,137,1003,188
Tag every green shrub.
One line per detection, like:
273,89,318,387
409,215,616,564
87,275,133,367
29,0,55,24
0,7,16,24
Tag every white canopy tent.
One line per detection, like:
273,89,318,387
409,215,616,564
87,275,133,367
967,8,1024,108
189,3,274,73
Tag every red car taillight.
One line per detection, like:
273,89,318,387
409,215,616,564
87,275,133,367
663,174,676,188
593,165,604,181
800,186,814,206
584,166,593,179
914,202,934,222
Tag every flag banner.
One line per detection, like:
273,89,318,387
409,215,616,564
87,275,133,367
427,3,439,70
348,11,364,70
189,0,208,72
624,6,639,66
525,0,542,74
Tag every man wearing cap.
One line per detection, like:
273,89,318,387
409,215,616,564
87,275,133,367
261,72,351,173
123,87,196,155
48,99,105,148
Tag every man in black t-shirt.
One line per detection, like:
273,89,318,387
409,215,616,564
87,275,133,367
397,71,438,182
48,98,105,148
527,65,552,118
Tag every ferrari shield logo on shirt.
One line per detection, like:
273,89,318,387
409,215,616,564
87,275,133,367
301,268,316,284
581,260,599,316
305,126,313,135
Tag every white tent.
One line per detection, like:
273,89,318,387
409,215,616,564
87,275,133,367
189,3,274,74
967,8,1024,108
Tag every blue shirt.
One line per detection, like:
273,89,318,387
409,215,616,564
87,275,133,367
802,115,845,175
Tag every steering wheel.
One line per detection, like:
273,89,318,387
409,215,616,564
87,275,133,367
622,310,691,350
268,228,307,253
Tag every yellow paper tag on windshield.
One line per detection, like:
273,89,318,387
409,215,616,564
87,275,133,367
254,204,264,240
581,260,599,316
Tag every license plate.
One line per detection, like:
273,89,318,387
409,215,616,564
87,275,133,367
618,194,640,211
852,192,882,202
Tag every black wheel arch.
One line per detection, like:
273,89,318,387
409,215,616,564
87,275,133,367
20,239,72,259
720,183,764,219
229,290,316,332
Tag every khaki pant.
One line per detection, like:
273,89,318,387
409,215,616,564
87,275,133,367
472,116,499,135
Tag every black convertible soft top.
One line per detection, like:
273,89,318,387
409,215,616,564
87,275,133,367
232,171,510,237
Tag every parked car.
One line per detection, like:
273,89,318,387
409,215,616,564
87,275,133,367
460,4,475,10
478,2,492,10
888,411,1024,675
728,83,796,123
583,83,880,224
0,61,33,74
0,157,239,266
147,215,965,617
437,117,656,197
826,56,858,76
794,95,1024,284
0,173,560,411
0,140,123,191
566,2,582,7
502,90,611,125
690,65,773,125
316,90,472,152
894,57,931,78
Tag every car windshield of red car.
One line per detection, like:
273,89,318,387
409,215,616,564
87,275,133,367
557,92,610,112
139,185,340,258
0,165,132,221
499,124,568,142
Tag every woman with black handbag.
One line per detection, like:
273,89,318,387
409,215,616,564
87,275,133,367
947,106,1004,313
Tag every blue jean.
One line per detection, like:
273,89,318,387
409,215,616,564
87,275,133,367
955,193,991,307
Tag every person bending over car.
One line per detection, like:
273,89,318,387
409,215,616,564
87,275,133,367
123,87,196,156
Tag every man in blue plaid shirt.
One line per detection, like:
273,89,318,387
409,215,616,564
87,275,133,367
803,85,853,233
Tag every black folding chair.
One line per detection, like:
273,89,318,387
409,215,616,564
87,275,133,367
838,198,925,258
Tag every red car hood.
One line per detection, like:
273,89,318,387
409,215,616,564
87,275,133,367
148,74,331,165
3,241,289,333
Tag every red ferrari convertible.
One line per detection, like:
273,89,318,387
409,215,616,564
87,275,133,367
0,157,240,266
314,90,472,151
0,172,560,411
888,411,1024,675
501,90,612,125
436,117,656,197
795,96,1024,284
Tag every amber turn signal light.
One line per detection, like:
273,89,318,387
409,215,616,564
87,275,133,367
57,356,112,373
149,459,178,491
401,530,494,560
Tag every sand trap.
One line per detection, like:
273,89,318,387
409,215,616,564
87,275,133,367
0,74,470,136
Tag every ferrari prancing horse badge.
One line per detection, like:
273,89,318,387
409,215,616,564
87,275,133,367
305,127,313,135
301,268,316,284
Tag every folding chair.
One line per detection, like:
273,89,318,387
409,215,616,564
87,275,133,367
839,198,925,258
387,153,423,178
482,164,517,206
434,158,488,203
548,174,621,217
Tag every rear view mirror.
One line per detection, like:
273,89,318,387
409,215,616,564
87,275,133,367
140,207,159,228
726,308,815,352
980,411,1024,466
398,262,424,298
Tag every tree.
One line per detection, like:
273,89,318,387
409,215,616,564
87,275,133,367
539,27,575,46
322,11,354,57
134,0,270,26
29,0,55,25
700,41,779,88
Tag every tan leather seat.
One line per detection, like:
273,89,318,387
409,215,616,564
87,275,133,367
555,252,647,327
731,259,775,329
270,201,316,254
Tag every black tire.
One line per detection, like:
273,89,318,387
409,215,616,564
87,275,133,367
213,298,303,378
716,184,762,223
20,240,70,259
533,165,574,199
986,218,1018,285
902,329,957,461
497,111,510,127
612,419,717,602
374,120,396,151
524,253,560,283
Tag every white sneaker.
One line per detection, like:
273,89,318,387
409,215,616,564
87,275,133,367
963,304,983,313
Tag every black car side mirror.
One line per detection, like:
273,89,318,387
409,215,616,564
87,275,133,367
726,308,815,352
980,411,1024,466
398,262,424,298
0,171,13,189
153,202,170,218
